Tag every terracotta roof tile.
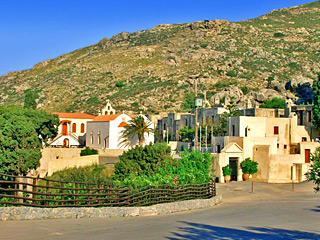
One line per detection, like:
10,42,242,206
118,121,128,127
53,112,96,119
93,114,122,122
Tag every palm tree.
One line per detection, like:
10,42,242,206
119,115,154,147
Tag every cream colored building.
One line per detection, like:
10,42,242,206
49,112,96,147
213,113,319,183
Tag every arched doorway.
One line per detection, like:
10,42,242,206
63,138,69,148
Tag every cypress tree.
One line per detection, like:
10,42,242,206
312,74,320,130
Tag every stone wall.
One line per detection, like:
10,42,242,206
47,155,100,176
0,196,222,221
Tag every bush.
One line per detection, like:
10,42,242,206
48,165,113,185
226,70,237,77
115,81,124,88
113,143,172,181
240,86,250,95
117,150,215,188
260,97,285,109
222,165,233,176
274,32,286,37
80,147,98,156
306,147,320,191
240,158,258,174
181,92,195,110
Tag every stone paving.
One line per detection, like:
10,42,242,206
0,181,319,240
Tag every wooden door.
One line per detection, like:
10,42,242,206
229,158,238,181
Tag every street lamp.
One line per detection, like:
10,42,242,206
195,97,203,151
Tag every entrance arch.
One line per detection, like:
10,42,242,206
63,138,69,148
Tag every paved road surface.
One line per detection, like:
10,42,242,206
1,181,320,239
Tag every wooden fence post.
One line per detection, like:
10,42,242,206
75,183,78,206
46,180,50,206
32,178,37,205
61,182,64,206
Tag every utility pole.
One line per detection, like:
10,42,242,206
194,77,198,151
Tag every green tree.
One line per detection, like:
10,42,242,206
306,147,320,192
119,115,153,147
114,143,172,181
260,97,285,109
312,74,320,130
0,106,59,175
24,89,39,109
178,126,194,142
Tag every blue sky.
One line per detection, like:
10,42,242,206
0,0,314,76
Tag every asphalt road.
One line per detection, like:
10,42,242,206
1,181,320,240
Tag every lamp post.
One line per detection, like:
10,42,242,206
195,97,203,151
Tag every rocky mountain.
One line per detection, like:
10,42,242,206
0,1,319,114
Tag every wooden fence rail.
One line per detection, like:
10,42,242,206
0,173,216,208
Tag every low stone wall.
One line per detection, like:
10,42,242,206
47,155,100,176
0,196,222,221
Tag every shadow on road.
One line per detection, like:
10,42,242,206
311,206,320,212
167,221,320,239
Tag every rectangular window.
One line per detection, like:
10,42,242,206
302,137,307,142
232,125,235,136
308,111,312,122
72,123,77,133
305,149,310,163
284,145,287,149
277,143,279,148
217,145,221,153
274,126,279,135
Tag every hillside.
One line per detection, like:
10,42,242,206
0,1,319,114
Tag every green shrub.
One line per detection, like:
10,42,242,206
260,97,285,109
131,102,139,108
226,70,237,77
80,147,98,156
181,92,195,110
48,164,113,185
213,82,230,89
289,62,298,69
113,143,172,181
306,147,320,191
240,158,258,174
240,86,250,95
115,81,125,88
117,150,215,188
200,43,208,48
222,165,233,176
274,32,286,37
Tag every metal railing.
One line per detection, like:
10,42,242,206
0,173,216,208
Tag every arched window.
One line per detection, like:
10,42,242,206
98,131,101,144
81,123,85,133
72,123,76,133
90,132,94,144
110,111,113,115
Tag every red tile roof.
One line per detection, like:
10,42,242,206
118,121,128,127
93,114,122,122
52,112,96,119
